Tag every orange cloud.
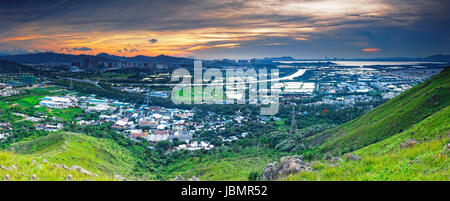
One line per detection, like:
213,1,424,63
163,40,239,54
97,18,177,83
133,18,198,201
362,48,380,52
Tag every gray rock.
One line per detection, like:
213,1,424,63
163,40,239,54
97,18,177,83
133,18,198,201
51,163,63,169
400,139,419,149
173,175,185,181
330,157,343,163
261,156,312,181
114,175,125,181
30,174,38,181
345,154,361,161
260,162,279,181
65,174,73,181
188,176,200,181
7,165,17,171
3,174,10,181
276,156,312,178
69,165,96,176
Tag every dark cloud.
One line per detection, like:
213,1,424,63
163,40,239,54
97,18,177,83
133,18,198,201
72,47,92,51
149,39,157,43
61,47,92,52
0,48,33,55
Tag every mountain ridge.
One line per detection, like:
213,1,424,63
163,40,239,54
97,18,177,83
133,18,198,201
0,52,193,64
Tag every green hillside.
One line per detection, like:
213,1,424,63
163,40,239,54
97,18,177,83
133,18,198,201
309,67,450,156
3,132,138,180
164,147,282,181
287,105,449,181
0,150,112,181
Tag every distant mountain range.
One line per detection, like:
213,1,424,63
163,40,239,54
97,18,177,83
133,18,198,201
95,53,192,63
0,52,192,64
0,52,449,65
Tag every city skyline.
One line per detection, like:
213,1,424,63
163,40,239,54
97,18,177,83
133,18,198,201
0,0,449,59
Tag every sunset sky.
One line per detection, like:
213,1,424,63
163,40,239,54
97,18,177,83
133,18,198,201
0,0,449,59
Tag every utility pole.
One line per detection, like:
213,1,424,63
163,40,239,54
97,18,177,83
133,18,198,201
144,93,152,106
69,78,73,90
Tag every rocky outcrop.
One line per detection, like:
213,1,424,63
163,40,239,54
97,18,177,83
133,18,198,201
9,165,17,170
261,156,312,181
30,174,38,181
345,154,361,161
51,163,97,176
3,174,10,181
330,157,343,163
173,175,185,181
260,162,279,181
66,174,73,181
400,139,419,149
114,175,125,181
69,165,96,176
173,175,200,181
188,176,200,181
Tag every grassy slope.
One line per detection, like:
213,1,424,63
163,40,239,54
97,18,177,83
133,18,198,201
287,106,449,181
309,68,450,156
0,150,112,181
167,148,283,181
7,132,137,178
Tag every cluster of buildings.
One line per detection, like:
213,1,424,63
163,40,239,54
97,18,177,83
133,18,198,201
311,94,376,106
36,93,216,151
39,95,119,112
0,122,12,140
69,58,187,72
175,141,214,151
39,96,77,109
112,106,196,144
115,86,171,99
278,64,444,107
32,94,196,150
275,82,316,94
0,85,19,97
